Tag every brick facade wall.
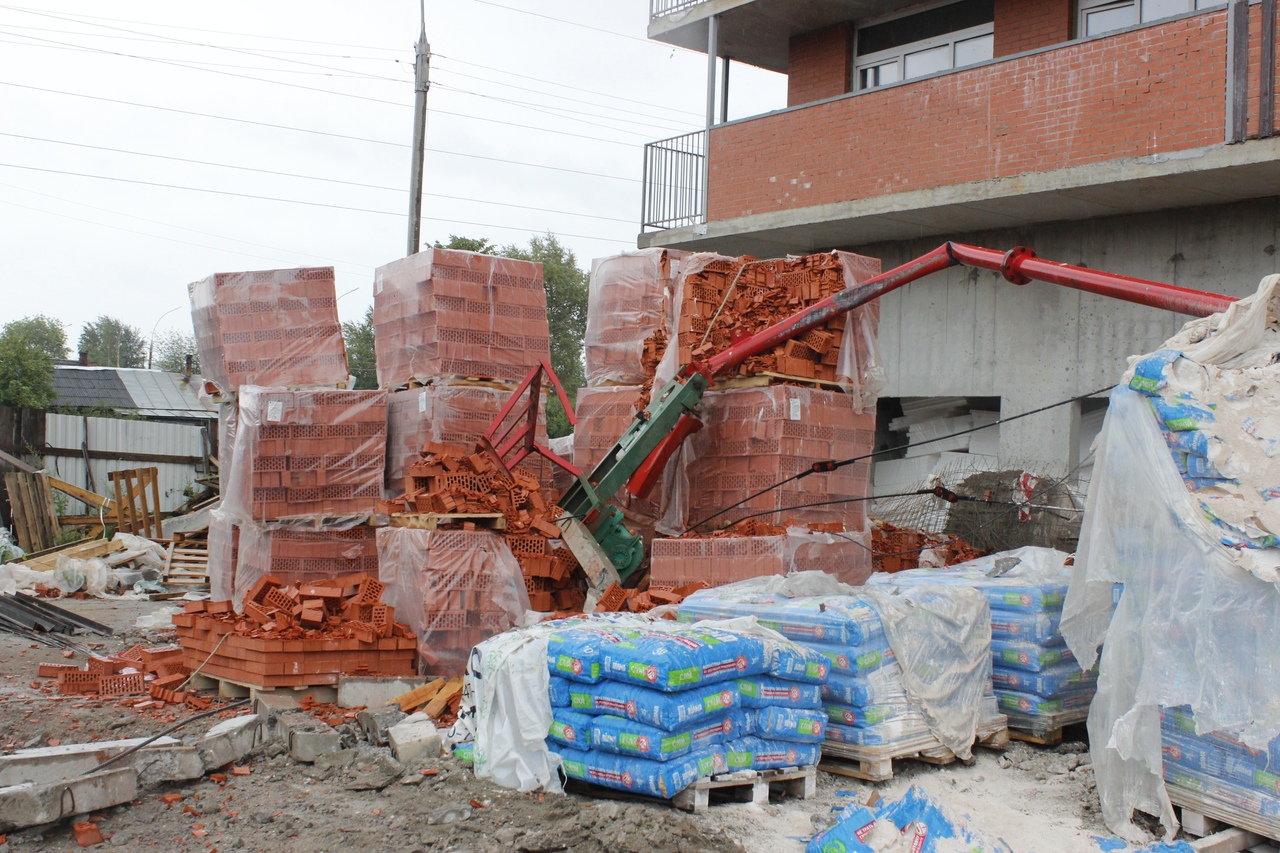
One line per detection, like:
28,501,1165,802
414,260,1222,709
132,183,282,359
787,23,853,107
993,0,1072,57
710,11,1243,222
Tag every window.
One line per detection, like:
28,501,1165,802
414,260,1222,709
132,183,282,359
854,0,995,91
1078,0,1220,38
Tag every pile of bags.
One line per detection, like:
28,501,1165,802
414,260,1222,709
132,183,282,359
543,620,828,798
867,547,1095,726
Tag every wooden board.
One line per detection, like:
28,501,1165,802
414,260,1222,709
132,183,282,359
108,467,163,539
383,512,506,531
820,720,1009,783
1168,785,1280,846
15,536,117,571
1005,706,1089,745
4,472,59,552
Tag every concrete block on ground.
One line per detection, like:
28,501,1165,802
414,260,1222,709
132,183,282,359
133,746,205,783
387,713,442,765
0,767,137,831
0,737,180,787
338,675,429,710
198,714,262,770
356,706,407,746
255,693,301,741
279,711,342,763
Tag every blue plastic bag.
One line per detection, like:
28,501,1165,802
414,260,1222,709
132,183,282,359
724,736,821,771
755,706,826,743
549,743,722,799
751,597,884,646
810,642,897,678
1129,350,1182,394
824,702,917,728
768,640,833,684
553,625,769,692
825,714,930,747
997,688,1092,716
991,638,1075,672
991,662,1095,697
588,710,750,762
547,709,594,749
735,677,823,709
989,609,1062,643
567,679,741,731
549,675,571,707
821,668,906,707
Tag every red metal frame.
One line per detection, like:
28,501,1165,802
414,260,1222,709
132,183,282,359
482,359,581,476
698,242,1236,380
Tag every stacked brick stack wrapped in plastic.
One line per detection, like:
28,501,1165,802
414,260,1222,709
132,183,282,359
583,248,687,387
543,620,828,798
189,266,350,399
866,547,1095,736
678,584,1003,759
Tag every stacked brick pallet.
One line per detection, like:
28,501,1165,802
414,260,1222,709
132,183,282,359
650,521,872,589
189,266,349,399
373,249,550,389
584,248,688,386
572,386,662,539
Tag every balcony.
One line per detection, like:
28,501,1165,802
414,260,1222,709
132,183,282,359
640,6,1280,254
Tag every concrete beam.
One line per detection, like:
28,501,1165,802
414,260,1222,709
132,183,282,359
0,737,180,787
0,768,137,831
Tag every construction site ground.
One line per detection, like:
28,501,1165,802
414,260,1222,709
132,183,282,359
0,598,1246,853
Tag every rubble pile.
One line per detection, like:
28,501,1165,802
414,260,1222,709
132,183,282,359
589,580,708,614
33,642,213,711
173,572,417,689
869,520,985,573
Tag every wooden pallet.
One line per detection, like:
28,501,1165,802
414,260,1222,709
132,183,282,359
4,471,60,552
381,512,506,531
565,765,816,814
163,540,210,586
1005,706,1089,746
1167,785,1279,849
819,719,1009,783
716,371,845,391
187,672,338,704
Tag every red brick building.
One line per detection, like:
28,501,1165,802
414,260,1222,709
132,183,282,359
639,0,1280,482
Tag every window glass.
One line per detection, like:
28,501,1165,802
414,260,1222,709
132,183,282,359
1142,0,1189,20
859,61,900,89
954,33,994,67
904,44,951,79
1085,3,1138,36
857,0,994,56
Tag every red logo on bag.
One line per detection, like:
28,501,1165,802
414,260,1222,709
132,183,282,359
843,710,856,724
644,666,657,683
1021,594,1032,607
571,659,583,675
836,655,849,669
622,771,633,788
637,736,650,752
735,655,748,672
564,727,576,743
721,690,734,707
812,721,823,737
818,664,828,679
787,749,798,764
1018,698,1031,712
1018,652,1030,665
789,687,800,702
1009,674,1021,687
814,626,826,639
723,718,734,734
626,700,637,717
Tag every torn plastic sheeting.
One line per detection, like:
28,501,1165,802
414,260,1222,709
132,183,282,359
375,527,530,677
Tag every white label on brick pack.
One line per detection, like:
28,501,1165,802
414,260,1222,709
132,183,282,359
790,399,801,421
267,401,283,422
419,391,428,413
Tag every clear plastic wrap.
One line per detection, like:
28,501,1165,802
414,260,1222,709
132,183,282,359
676,385,875,532
376,527,531,676
1063,273,1280,841
385,385,551,494
373,248,550,389
207,506,237,603
650,526,873,589
217,401,236,498
584,249,687,386
188,266,349,397
572,385,663,532
221,386,387,525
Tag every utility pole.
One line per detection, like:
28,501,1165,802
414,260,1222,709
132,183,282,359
406,2,430,257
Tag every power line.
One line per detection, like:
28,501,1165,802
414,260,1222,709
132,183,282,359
468,0,700,54
428,147,640,184
1,180,375,270
0,80,411,147
433,53,704,120
434,80,692,137
429,100,642,148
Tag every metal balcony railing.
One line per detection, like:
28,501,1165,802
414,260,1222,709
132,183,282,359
641,129,706,232
650,0,707,20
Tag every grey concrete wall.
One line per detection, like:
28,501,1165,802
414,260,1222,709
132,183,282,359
854,197,1280,465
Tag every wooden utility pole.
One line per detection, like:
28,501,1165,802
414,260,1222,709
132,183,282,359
406,2,430,256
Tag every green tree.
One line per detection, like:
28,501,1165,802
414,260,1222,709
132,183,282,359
0,319,57,408
343,306,377,390
432,235,497,254
78,316,146,368
152,330,201,374
4,315,67,362
501,234,588,438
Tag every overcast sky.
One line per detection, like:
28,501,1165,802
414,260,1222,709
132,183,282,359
0,0,786,349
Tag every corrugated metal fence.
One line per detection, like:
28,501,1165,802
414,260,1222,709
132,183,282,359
41,414,208,514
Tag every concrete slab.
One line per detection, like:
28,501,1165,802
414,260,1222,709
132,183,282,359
0,767,137,831
337,675,428,710
0,737,180,786
387,713,443,765
197,714,262,770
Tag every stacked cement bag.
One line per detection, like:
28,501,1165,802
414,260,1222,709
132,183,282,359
543,621,827,797
867,547,1095,726
1159,706,1280,820
679,581,999,757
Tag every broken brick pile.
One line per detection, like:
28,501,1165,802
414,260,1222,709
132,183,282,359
372,248,552,389
378,443,585,615
590,580,708,615
226,387,388,522
173,573,417,689
583,248,687,386
188,266,350,397
870,520,986,574
649,519,873,589
681,385,875,532
648,250,880,383
36,643,213,711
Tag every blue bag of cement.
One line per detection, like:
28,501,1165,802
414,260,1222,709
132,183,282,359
997,688,1093,716
821,667,907,707
1164,429,1211,456
735,677,823,709
810,642,896,677
1161,706,1280,766
548,675,571,707
755,706,826,743
806,801,877,853
989,609,1062,643
991,638,1075,672
1130,350,1182,394
1163,763,1280,820
677,590,790,622
593,625,768,692
1151,396,1215,431
1162,729,1280,796
725,736,821,771
548,625,647,683
453,742,474,764
768,640,832,684
1185,453,1226,480
753,597,884,646
550,743,723,799
567,679,740,731
825,702,918,728
992,662,1095,697
547,709,594,749
589,710,750,762
826,714,931,746
808,786,1008,853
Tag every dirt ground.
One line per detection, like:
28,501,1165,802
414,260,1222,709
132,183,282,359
0,598,1260,853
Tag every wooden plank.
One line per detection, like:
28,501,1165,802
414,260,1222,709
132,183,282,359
146,468,162,538
19,538,122,572
1192,828,1266,853
35,473,59,549
42,447,205,466
394,678,446,712
0,446,38,474
1228,0,1249,143
47,477,115,511
423,678,462,718
111,473,128,535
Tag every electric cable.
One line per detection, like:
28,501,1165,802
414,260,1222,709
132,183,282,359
468,0,702,54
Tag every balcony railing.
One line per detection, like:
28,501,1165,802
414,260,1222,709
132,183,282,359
650,0,707,20
641,129,706,232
